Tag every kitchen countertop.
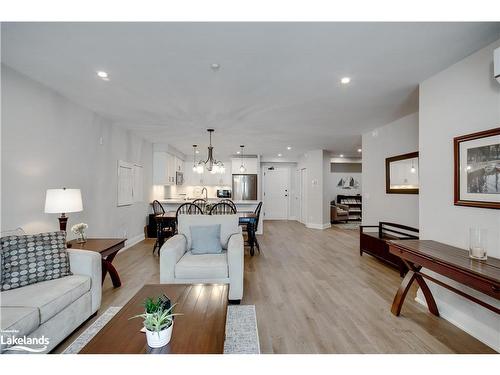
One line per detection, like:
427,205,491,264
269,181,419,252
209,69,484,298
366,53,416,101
154,199,261,205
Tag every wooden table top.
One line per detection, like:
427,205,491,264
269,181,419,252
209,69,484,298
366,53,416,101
390,240,500,283
67,238,126,253
80,284,229,354
155,212,256,219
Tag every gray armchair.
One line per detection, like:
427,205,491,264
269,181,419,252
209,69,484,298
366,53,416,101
160,214,244,302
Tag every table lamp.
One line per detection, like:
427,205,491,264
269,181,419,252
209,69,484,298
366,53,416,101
44,188,83,231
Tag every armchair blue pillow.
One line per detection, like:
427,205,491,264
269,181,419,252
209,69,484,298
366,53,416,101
190,224,223,254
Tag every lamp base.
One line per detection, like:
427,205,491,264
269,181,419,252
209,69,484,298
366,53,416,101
58,215,68,231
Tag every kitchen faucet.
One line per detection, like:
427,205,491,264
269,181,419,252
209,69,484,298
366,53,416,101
201,187,208,200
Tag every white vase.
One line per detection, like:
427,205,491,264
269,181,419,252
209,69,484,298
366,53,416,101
145,322,174,348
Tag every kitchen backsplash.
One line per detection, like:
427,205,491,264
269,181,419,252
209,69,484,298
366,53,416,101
164,185,231,199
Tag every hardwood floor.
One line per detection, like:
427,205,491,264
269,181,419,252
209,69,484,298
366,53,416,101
54,220,495,354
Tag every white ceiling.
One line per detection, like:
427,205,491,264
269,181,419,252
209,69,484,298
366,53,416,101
2,22,500,159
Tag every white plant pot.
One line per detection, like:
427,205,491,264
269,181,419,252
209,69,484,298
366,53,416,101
145,321,174,348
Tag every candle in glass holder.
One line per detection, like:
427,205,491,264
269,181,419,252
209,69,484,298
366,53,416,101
469,227,487,260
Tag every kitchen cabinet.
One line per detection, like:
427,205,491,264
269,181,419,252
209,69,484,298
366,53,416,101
231,157,258,175
153,151,178,185
174,156,184,173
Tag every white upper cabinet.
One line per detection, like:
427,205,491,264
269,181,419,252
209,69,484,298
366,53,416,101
174,156,184,173
231,157,258,175
153,151,179,185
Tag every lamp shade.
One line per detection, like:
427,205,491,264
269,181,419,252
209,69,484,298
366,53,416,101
44,188,83,214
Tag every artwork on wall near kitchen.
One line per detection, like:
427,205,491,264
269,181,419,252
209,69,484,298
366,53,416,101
454,127,500,209
337,176,360,189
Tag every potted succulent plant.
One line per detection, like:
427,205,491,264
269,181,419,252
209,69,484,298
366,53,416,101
130,294,181,348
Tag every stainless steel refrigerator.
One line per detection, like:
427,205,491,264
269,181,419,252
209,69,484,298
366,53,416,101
232,174,258,200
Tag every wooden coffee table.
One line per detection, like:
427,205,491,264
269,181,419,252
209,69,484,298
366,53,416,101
80,284,228,354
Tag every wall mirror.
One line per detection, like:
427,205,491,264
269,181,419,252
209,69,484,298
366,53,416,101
385,152,419,194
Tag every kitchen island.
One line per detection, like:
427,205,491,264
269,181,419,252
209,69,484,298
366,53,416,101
152,199,263,234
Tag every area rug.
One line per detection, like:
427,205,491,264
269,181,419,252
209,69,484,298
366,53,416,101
62,305,260,354
223,305,260,354
62,306,121,354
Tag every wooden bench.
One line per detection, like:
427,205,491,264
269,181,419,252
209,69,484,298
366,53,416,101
360,222,419,277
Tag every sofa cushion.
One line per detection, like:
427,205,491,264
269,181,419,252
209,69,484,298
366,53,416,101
0,306,40,337
190,224,223,254
178,214,240,250
175,251,228,279
1,231,71,291
0,275,91,324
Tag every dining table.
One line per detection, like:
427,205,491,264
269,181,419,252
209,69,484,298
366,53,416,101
155,211,258,255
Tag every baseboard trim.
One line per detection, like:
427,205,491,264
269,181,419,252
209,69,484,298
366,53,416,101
306,223,331,230
118,233,145,254
414,295,499,352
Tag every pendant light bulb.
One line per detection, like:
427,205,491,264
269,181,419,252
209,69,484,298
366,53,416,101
192,144,198,172
239,145,246,173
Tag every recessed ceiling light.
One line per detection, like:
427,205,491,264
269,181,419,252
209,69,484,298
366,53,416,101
287,146,292,150
340,77,351,84
211,63,220,70
96,71,108,79
236,151,241,154
195,150,200,154
339,154,344,158
357,148,362,153
278,153,282,157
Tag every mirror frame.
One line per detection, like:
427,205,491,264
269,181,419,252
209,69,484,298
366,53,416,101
385,151,419,194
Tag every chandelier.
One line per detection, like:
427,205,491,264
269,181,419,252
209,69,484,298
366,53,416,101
196,129,225,174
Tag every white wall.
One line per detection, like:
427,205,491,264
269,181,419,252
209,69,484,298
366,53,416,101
362,113,419,227
419,39,500,351
1,65,153,243
297,149,330,229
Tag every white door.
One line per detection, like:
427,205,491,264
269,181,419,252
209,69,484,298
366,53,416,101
300,168,307,224
263,168,289,220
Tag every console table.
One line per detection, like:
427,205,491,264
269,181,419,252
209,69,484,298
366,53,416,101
67,238,126,288
389,240,500,316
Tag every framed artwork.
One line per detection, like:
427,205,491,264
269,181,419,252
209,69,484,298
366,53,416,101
454,127,500,209
385,152,419,194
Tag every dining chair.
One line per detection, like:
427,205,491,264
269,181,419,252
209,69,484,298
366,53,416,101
241,202,263,254
175,203,204,227
152,200,174,254
220,199,237,213
192,198,207,213
209,202,237,215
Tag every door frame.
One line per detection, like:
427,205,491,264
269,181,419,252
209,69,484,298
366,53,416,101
262,167,290,220
299,168,307,225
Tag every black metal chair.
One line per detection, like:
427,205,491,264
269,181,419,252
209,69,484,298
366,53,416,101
220,199,237,213
209,202,237,215
192,198,208,213
241,202,263,254
175,203,204,227
152,200,174,254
